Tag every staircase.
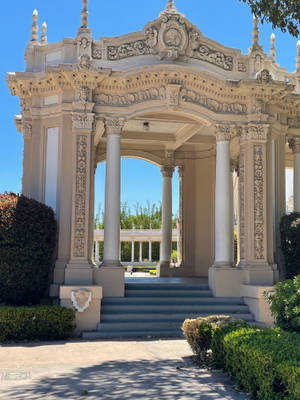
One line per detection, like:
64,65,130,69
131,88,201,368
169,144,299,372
82,281,255,339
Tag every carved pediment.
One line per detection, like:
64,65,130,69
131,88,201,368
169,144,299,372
92,7,239,72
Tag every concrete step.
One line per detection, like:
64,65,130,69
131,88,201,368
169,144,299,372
100,312,254,322
125,283,210,290
82,330,183,339
102,296,245,305
125,289,212,297
101,304,250,313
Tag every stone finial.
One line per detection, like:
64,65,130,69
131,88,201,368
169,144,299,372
41,22,48,45
81,0,88,28
296,40,300,72
252,16,260,47
270,33,276,62
161,0,180,15
31,9,39,42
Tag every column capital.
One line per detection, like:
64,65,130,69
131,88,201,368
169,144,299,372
215,124,236,142
72,112,95,131
161,165,174,178
177,165,184,179
288,137,300,154
105,117,126,136
239,124,269,142
22,121,32,139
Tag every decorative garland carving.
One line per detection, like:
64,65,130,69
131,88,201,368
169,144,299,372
72,113,94,130
95,87,166,106
238,62,247,72
73,135,88,258
181,88,247,114
107,40,151,60
253,144,265,260
92,45,102,59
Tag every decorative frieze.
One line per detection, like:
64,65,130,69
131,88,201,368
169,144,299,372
107,40,151,60
95,87,166,107
189,40,233,71
73,135,88,258
166,84,181,107
72,113,94,131
161,165,174,178
181,88,247,115
257,69,273,84
238,62,247,72
92,45,102,59
253,144,265,260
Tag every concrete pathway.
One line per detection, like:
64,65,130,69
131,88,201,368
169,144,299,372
0,339,248,399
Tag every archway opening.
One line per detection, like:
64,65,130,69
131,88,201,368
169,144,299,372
94,157,179,276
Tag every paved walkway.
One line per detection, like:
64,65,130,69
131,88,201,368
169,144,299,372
0,339,248,399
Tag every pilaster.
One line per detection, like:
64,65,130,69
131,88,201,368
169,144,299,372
65,99,95,285
238,123,274,285
288,137,300,212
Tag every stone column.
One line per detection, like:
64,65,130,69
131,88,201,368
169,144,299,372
214,125,234,267
131,241,134,263
139,242,142,263
289,138,300,212
65,111,95,285
102,118,124,267
238,124,274,284
178,166,184,266
95,241,99,264
149,241,152,262
93,118,125,297
158,165,174,274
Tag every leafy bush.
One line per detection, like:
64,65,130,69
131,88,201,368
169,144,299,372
221,327,300,400
280,212,300,279
0,306,75,342
182,315,245,363
265,275,300,332
0,193,57,305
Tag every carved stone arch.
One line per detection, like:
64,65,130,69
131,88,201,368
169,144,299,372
96,150,163,167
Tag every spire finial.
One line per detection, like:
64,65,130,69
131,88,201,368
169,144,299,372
270,33,276,62
41,22,48,45
81,0,88,28
252,16,260,47
31,9,39,42
163,0,178,14
296,40,300,72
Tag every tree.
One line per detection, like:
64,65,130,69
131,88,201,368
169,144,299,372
240,0,300,36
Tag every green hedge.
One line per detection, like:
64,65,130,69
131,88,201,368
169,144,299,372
265,274,300,332
280,212,300,279
214,325,300,400
0,306,75,342
0,193,57,305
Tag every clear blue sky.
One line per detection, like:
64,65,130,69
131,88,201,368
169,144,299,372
0,0,297,215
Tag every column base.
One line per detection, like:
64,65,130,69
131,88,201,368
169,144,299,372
65,263,94,285
53,259,67,284
101,259,122,268
156,261,170,277
60,285,103,336
93,265,125,297
239,263,275,286
208,265,242,297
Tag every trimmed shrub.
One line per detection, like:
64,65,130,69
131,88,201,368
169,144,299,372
182,315,246,363
221,327,300,400
265,275,300,332
0,193,57,305
280,212,300,279
0,306,75,342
